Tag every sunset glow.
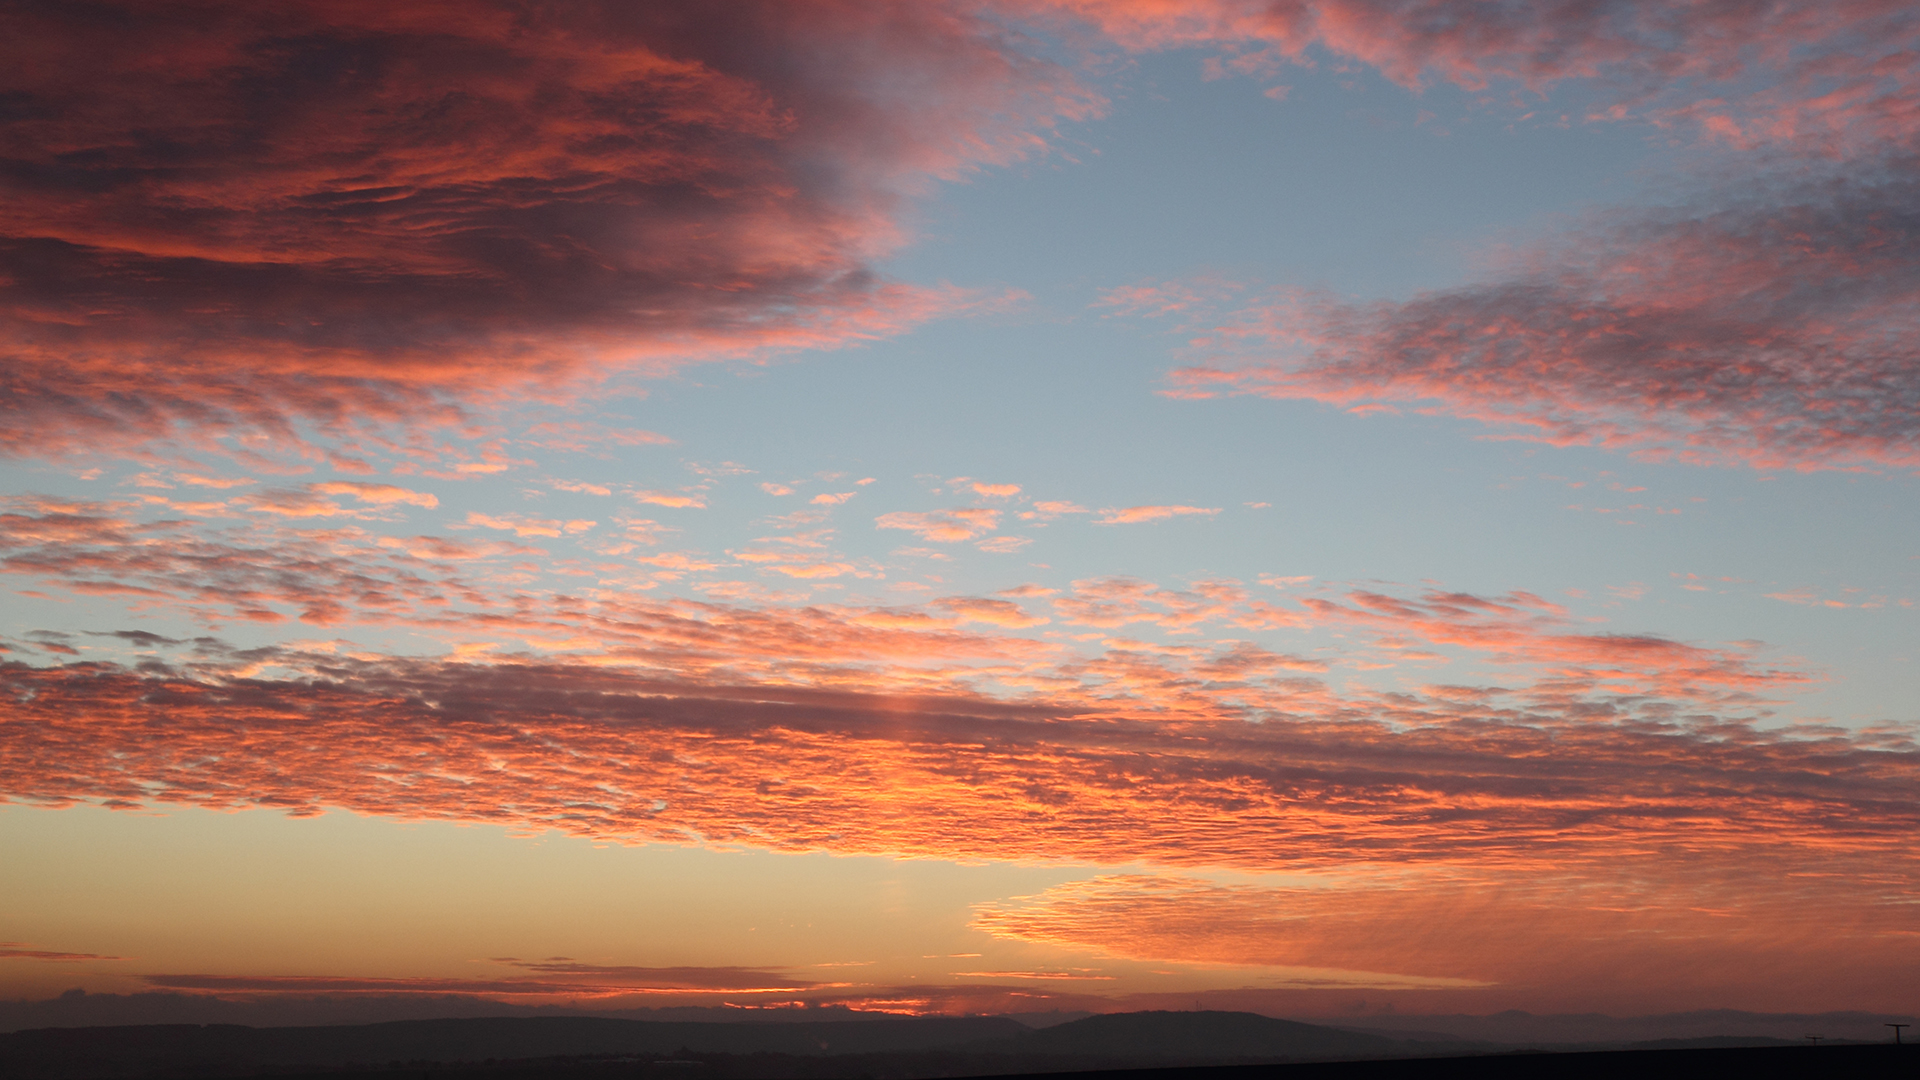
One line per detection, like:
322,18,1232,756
2,0,1916,1024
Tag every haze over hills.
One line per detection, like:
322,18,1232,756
0,1010,1433,1079
0,1015,1022,1080
1005,1011,1400,1059
1336,1008,1920,1045
4,1007,1913,1080
3,990,1913,1046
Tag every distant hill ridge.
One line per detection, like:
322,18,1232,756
997,1009,1403,1060
0,1010,1412,1079
0,1014,1023,1079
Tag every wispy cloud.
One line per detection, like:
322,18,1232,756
145,962,826,998
971,863,1920,1008
0,942,126,963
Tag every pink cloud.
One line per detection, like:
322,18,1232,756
1050,0,1920,154
1020,501,1090,521
1,0,1914,479
1052,576,1247,630
1163,171,1920,472
522,422,674,455
376,535,541,561
0,1,1096,463
874,509,1001,542
1093,505,1222,525
0,499,1812,716
177,484,434,519
463,512,595,539
1096,277,1245,318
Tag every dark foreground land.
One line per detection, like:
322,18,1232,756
0,1010,1909,1080
294,1045,1915,1080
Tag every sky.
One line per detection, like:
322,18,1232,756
2,0,1918,1022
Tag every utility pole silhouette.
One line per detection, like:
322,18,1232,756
1889,1023,1910,1044
1805,1035,1823,1044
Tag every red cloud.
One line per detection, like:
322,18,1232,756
1053,1,1920,153
8,1,1913,469
1165,173,1920,471
1055,2,1920,473
0,1,1093,462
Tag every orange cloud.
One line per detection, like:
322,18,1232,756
970,864,1920,1013
311,482,438,509
175,474,255,490
2,496,1915,1007
2,651,1912,881
931,597,1050,629
634,492,706,510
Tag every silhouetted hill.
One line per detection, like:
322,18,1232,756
1001,1010,1094,1029
990,1010,1405,1062
0,1014,1025,1079
6,1008,1907,1080
1341,1007,1917,1044
202,1042,1920,1080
